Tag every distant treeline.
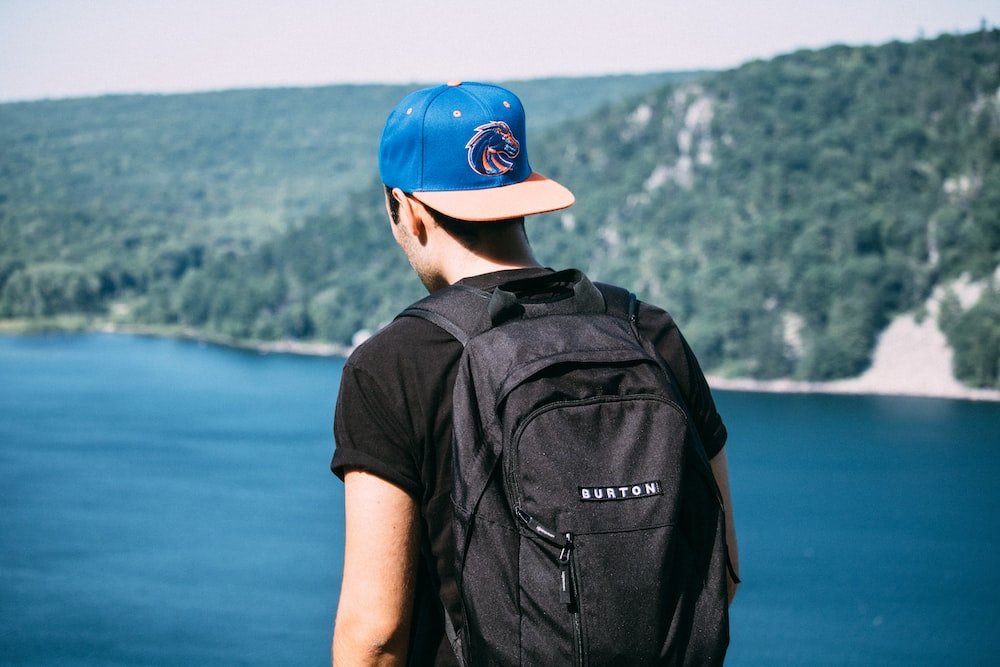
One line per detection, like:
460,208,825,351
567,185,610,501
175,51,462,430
0,72,687,332
0,33,997,387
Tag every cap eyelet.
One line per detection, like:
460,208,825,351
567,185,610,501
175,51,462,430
453,110,462,118
503,101,511,108
405,107,413,115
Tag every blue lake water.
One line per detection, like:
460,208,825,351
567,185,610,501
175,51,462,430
1,333,998,665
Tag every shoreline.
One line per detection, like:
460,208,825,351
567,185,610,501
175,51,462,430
0,319,354,359
3,319,997,403
704,375,1000,402
100,323,357,358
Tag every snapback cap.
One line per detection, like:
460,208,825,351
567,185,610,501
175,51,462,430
378,81,574,222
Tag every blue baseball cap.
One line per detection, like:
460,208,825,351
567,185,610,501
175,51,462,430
378,81,574,222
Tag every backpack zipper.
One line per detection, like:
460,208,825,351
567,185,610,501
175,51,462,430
558,533,574,605
514,511,586,663
559,532,586,667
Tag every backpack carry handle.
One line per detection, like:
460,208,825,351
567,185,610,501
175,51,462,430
488,269,606,326
487,287,524,325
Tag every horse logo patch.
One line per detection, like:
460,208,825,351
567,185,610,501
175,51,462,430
466,121,520,176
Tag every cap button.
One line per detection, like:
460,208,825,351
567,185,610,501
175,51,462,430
447,80,462,87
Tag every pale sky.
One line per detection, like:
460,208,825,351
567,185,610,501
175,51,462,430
1,0,997,102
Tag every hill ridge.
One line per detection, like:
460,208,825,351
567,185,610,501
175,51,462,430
1,31,997,391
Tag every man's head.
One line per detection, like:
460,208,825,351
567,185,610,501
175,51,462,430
378,81,574,223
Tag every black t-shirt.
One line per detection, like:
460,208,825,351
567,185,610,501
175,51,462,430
331,267,728,665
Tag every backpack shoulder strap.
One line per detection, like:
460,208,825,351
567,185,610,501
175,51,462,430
396,284,493,346
594,282,639,325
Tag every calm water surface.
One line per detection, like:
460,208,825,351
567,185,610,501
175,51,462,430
1,333,997,665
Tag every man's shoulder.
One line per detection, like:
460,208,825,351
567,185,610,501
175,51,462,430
588,279,679,334
634,298,678,332
345,309,463,372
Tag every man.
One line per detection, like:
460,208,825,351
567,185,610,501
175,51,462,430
331,81,738,666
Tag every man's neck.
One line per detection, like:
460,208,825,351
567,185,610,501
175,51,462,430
420,214,541,289
433,236,545,286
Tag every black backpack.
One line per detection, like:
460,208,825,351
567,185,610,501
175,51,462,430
401,269,734,666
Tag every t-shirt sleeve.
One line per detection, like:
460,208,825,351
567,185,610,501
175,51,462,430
676,332,728,459
638,303,728,460
331,361,423,498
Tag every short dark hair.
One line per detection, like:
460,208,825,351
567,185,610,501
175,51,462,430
383,185,526,250
385,184,403,223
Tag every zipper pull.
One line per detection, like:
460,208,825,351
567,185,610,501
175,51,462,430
515,507,559,544
558,533,574,605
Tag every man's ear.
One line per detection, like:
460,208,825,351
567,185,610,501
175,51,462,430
392,189,428,243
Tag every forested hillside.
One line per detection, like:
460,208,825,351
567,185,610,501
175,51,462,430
1,31,997,387
0,72,687,322
533,30,1000,385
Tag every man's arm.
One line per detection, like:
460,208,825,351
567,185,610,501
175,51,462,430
709,449,740,604
332,470,421,666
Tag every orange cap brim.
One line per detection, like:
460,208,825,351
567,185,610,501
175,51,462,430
412,172,575,222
